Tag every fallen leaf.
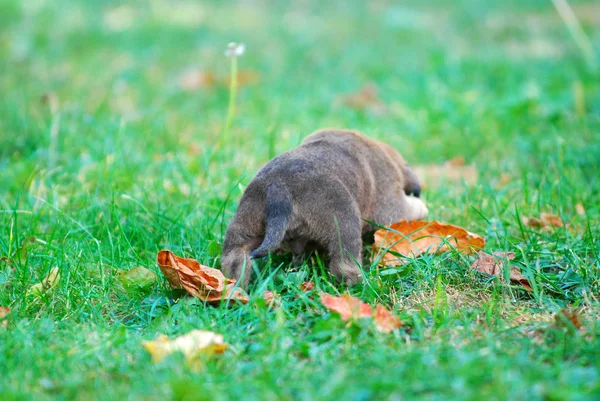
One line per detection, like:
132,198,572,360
178,68,216,91
0,307,9,329
262,290,281,308
157,250,248,305
320,294,402,333
158,250,225,292
373,220,485,267
373,305,403,333
413,159,478,188
470,251,532,290
27,267,60,297
142,330,228,364
120,266,158,291
300,282,315,292
341,83,386,114
521,213,563,229
320,293,372,321
555,308,582,331
576,203,585,216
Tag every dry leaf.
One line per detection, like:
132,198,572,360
575,203,585,216
142,330,228,364
373,220,485,267
413,159,478,188
470,251,532,290
263,291,276,304
300,282,315,292
0,307,9,329
341,83,386,114
27,267,60,297
320,293,372,321
262,290,281,308
521,213,563,229
178,69,216,91
373,305,402,333
158,250,225,292
555,308,582,331
320,294,402,333
157,250,248,305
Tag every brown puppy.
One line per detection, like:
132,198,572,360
221,129,428,287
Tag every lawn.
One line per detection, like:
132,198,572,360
1,0,599,400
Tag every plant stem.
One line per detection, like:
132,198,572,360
223,56,238,142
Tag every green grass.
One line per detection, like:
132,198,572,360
1,0,600,400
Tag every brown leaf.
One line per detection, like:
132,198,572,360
0,307,9,329
157,250,248,305
341,83,386,114
372,220,485,267
300,282,315,292
178,69,217,91
201,283,250,305
470,251,532,290
575,203,585,216
142,330,228,364
261,290,281,308
373,305,402,333
521,213,563,229
555,308,582,331
413,159,478,188
320,293,372,321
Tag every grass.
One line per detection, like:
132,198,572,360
1,0,599,399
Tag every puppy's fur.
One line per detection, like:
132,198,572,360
222,129,428,287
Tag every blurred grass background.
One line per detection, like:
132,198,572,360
1,0,599,400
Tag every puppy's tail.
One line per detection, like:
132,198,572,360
250,181,292,259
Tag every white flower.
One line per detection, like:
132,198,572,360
225,42,245,57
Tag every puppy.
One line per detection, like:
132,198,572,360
221,129,428,287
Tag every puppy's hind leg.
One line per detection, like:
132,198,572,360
303,197,363,285
221,198,264,288
221,231,261,289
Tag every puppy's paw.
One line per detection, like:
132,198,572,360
405,196,428,221
340,264,363,286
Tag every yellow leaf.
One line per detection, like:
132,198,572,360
142,330,228,364
27,267,60,297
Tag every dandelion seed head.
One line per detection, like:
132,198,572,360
225,42,245,57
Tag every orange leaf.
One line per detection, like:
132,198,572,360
201,283,250,305
320,293,372,321
555,308,582,331
157,250,225,292
373,305,402,333
262,290,280,308
0,307,9,329
521,213,563,228
470,251,531,290
372,220,485,267
300,282,314,292
320,294,402,333
156,250,248,305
